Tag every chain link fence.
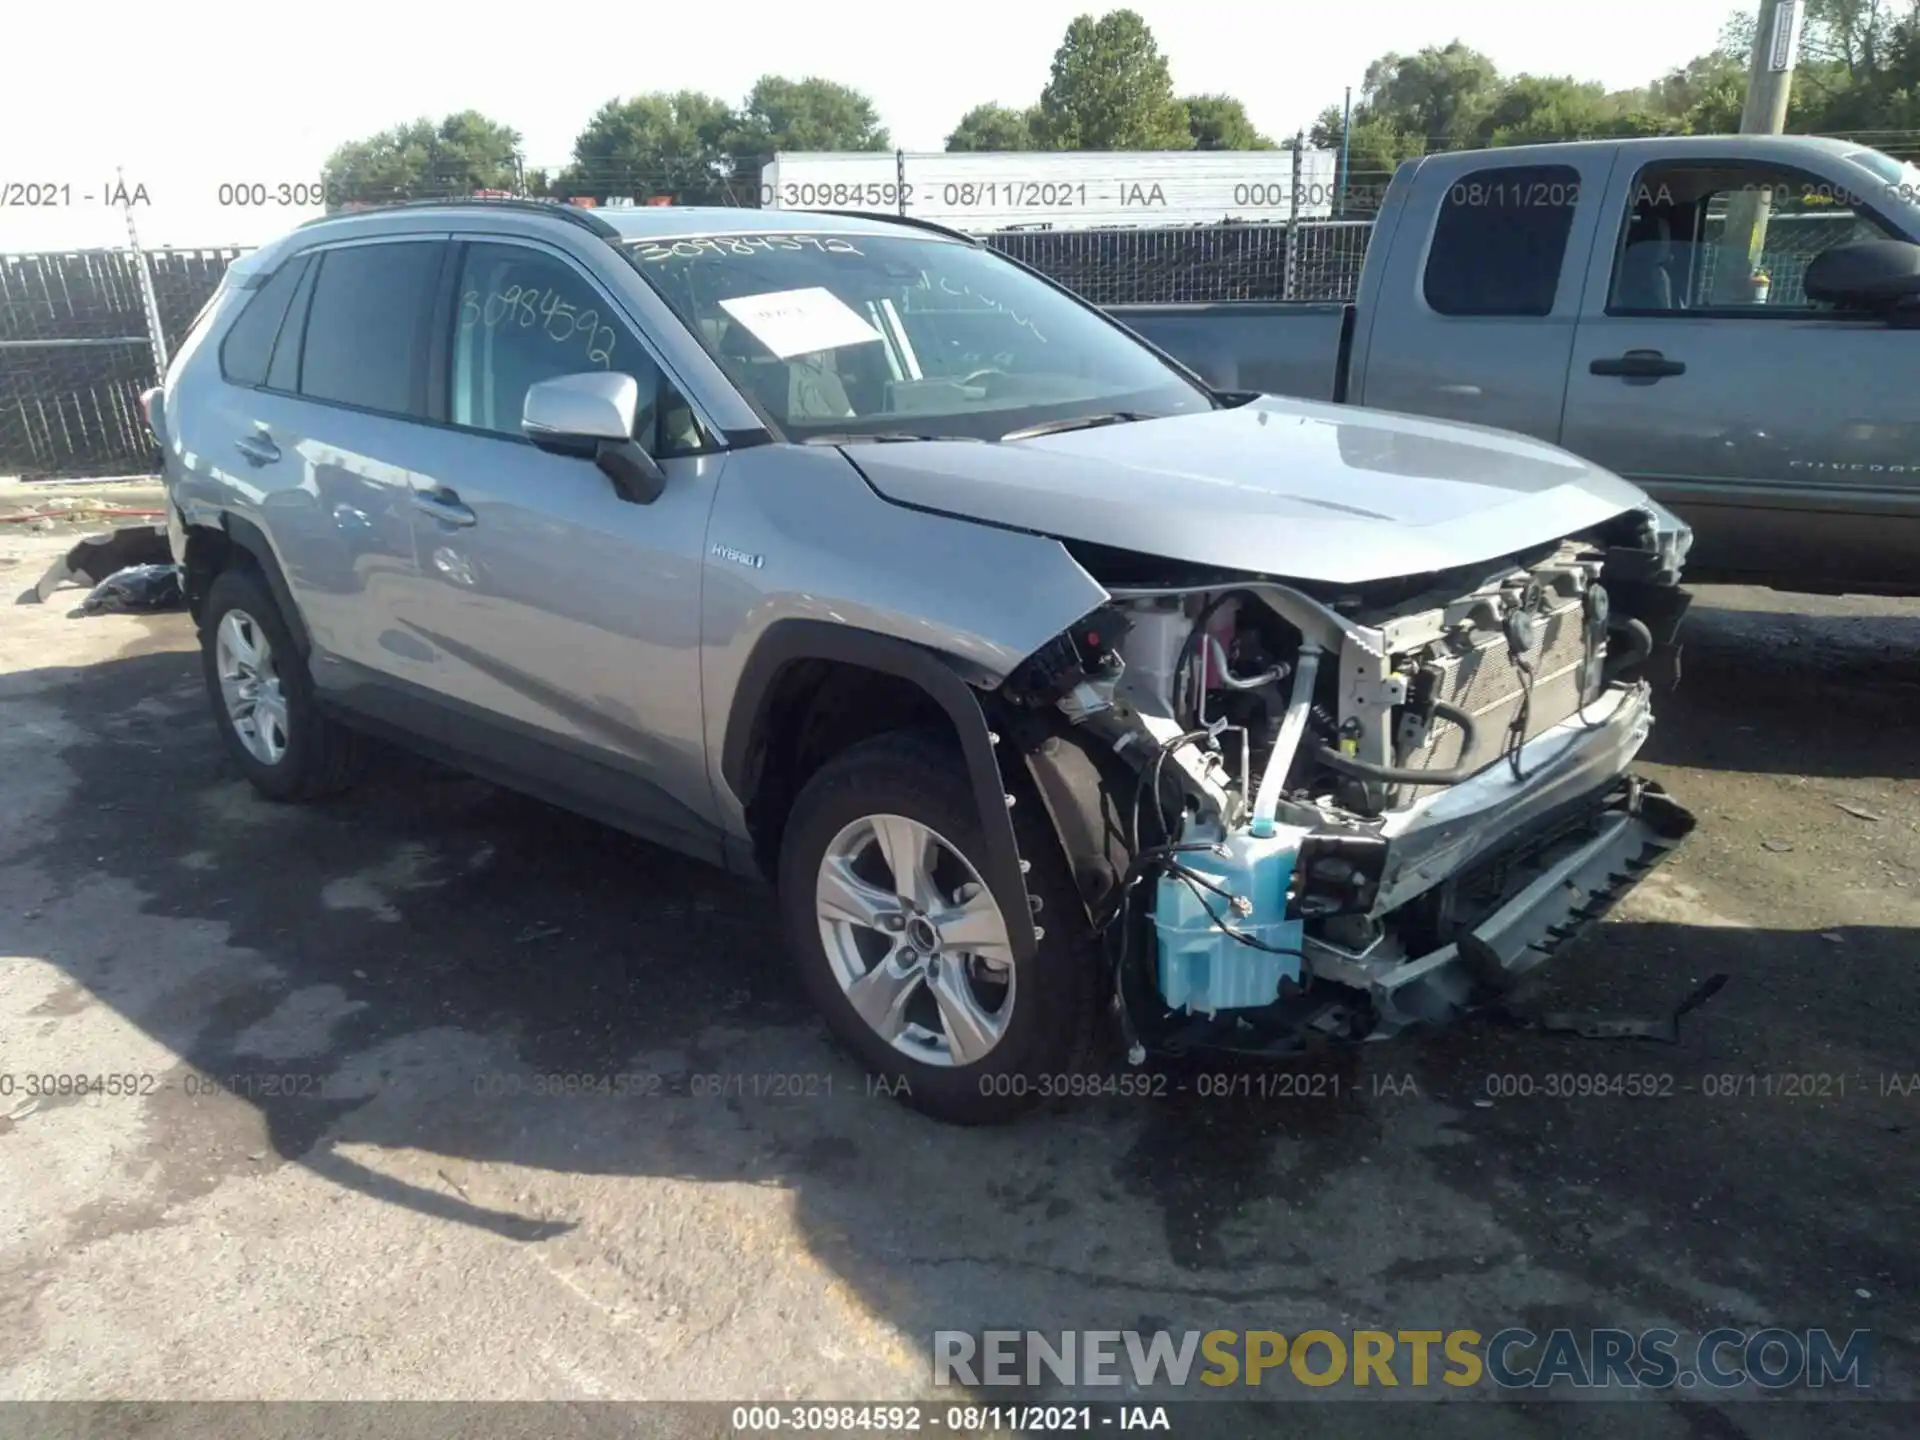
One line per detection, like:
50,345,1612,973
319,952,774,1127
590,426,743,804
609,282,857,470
1695,209,1866,305
985,223,1293,304
1,248,247,480
1282,219,1376,303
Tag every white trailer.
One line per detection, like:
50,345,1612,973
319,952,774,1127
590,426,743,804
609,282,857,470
758,149,1340,232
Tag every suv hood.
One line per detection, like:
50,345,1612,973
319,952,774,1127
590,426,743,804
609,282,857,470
846,395,1655,585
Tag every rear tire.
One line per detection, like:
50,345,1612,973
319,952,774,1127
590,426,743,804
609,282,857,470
200,566,362,802
778,729,1096,1124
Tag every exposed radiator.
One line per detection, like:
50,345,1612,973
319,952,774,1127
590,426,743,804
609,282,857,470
1403,596,1594,780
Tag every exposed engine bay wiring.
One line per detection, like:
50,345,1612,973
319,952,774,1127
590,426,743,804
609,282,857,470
1009,520,1683,1059
1502,607,1537,784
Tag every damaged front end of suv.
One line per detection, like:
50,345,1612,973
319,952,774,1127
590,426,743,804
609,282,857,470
991,507,1696,1059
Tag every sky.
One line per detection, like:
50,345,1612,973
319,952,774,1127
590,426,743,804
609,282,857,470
1,0,1744,250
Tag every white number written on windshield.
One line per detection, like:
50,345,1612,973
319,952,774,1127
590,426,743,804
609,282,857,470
630,235,866,263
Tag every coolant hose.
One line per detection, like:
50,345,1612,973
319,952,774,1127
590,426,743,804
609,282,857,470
1249,643,1323,837
1311,701,1484,787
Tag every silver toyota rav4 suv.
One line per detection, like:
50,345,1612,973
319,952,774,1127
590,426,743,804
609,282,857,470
151,199,1696,1123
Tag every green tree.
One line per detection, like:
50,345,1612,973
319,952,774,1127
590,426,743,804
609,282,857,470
1631,51,1748,123
1182,94,1276,149
1787,0,1920,131
1032,9,1193,149
728,76,889,155
1320,4,1920,167
560,91,737,204
1802,0,1903,78
1309,105,1421,203
560,91,736,204
1359,42,1504,149
945,103,1040,151
1700,0,1920,133
322,111,522,204
1473,75,1683,145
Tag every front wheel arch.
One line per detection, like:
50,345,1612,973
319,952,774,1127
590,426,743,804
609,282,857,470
722,621,1038,966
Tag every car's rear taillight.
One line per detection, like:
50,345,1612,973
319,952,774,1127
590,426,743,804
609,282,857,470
141,387,163,441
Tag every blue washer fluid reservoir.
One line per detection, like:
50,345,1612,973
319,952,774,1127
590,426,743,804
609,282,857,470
1154,827,1309,1015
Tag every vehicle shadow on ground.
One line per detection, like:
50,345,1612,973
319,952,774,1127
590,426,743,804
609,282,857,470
3,637,1915,1422
1640,599,1920,779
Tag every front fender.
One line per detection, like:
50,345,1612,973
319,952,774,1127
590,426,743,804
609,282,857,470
702,445,1116,966
699,442,1110,811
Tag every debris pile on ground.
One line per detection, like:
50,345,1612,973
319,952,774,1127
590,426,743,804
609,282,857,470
75,562,184,615
18,521,180,610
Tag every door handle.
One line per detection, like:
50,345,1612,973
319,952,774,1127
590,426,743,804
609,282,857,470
234,433,281,466
1590,350,1686,380
412,487,477,528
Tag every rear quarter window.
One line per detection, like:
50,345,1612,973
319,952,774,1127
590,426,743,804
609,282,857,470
217,257,309,386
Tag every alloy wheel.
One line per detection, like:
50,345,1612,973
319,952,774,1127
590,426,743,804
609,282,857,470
215,608,290,766
814,813,1018,1066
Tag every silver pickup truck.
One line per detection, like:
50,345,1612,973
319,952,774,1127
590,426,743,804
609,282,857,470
1112,135,1920,596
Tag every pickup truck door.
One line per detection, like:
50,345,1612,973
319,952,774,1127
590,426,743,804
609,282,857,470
1562,153,1920,590
1352,148,1619,441
387,234,729,859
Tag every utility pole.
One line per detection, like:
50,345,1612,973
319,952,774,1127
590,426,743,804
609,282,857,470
1738,0,1803,134
1713,0,1804,303
1338,86,1352,218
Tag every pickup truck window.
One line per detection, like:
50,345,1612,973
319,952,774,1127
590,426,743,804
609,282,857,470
1422,164,1581,318
1609,161,1897,313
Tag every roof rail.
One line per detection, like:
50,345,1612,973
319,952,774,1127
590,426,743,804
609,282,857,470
804,209,981,245
297,196,623,239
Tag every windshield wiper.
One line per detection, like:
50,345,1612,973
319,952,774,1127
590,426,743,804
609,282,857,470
799,432,989,445
999,411,1153,441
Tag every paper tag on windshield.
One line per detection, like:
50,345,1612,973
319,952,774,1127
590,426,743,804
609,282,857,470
717,287,884,359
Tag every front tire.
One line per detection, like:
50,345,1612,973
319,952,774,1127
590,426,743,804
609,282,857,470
778,729,1096,1124
200,566,361,801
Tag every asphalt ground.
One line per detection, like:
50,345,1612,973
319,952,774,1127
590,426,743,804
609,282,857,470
1,517,1916,1438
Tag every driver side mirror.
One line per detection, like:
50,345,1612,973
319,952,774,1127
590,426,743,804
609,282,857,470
1803,239,1920,319
522,372,667,504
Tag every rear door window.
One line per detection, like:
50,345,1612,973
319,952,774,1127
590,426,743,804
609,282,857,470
298,241,443,417
1423,165,1582,316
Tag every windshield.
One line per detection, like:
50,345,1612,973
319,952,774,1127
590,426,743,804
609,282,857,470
624,231,1214,441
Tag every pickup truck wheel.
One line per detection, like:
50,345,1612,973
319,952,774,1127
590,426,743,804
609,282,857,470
200,567,361,802
778,729,1094,1124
